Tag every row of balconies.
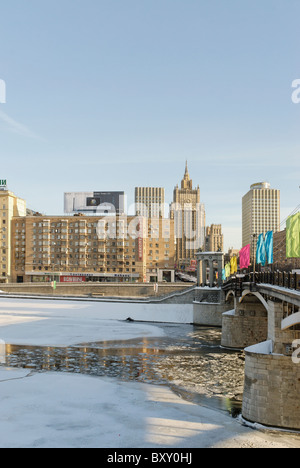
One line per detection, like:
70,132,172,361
19,261,135,271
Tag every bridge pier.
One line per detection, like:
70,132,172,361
221,278,300,430
221,292,268,349
242,300,300,431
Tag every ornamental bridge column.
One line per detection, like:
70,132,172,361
193,252,231,326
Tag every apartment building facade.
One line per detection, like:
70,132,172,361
0,189,26,283
11,215,175,283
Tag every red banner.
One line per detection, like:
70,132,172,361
239,244,250,269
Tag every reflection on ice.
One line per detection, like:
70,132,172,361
0,325,245,417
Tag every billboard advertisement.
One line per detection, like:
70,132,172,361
64,192,125,214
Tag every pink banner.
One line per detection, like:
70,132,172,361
239,244,250,269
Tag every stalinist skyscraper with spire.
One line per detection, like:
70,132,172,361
170,162,206,270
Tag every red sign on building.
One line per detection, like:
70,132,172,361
60,276,86,283
138,218,144,262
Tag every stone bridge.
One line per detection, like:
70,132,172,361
221,272,300,431
221,272,300,350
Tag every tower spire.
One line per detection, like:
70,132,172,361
181,160,192,189
184,160,190,180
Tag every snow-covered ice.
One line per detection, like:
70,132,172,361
0,298,192,346
0,369,299,448
0,297,299,449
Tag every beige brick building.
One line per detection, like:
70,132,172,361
0,189,26,283
273,229,300,271
11,215,175,284
145,217,175,282
205,224,223,252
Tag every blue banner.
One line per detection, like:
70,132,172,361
264,231,273,264
256,233,266,266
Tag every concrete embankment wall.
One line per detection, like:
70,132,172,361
0,282,192,299
193,303,232,327
193,287,232,326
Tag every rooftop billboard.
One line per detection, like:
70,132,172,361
64,191,125,214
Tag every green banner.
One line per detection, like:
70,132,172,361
286,212,300,258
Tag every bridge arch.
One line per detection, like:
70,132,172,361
225,290,235,305
239,289,269,312
281,312,300,331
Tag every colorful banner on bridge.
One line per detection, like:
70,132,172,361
225,263,231,278
256,233,266,266
264,231,274,264
286,212,300,258
230,256,238,274
239,244,250,269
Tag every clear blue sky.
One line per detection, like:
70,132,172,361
0,0,299,250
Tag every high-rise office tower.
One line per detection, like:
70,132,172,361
135,187,165,218
242,182,280,259
170,162,206,269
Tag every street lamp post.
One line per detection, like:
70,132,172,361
252,233,257,281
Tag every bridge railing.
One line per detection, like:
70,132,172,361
250,271,300,291
222,272,300,293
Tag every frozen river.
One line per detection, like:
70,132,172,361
4,322,245,417
0,297,299,447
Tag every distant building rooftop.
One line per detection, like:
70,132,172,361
250,182,271,190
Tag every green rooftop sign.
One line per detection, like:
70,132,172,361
0,180,7,190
